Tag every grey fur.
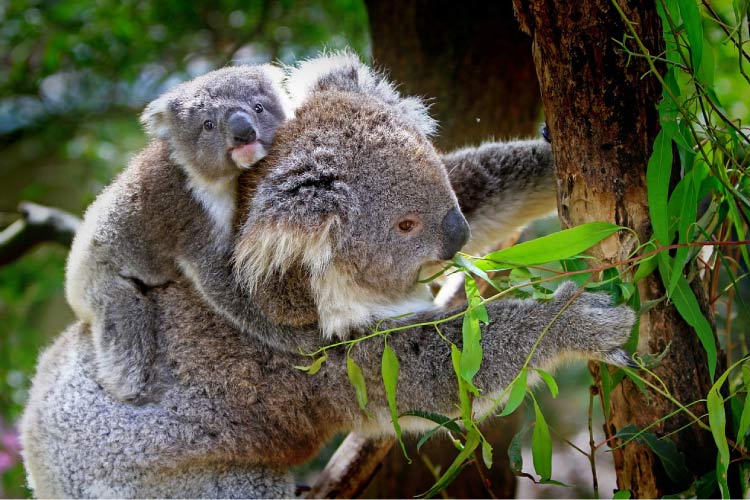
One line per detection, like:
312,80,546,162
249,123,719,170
23,54,634,498
65,64,291,403
444,139,558,255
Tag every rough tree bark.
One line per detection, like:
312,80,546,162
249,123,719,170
344,1,542,498
513,1,718,497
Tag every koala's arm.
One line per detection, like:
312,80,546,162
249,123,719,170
336,283,634,432
444,139,558,255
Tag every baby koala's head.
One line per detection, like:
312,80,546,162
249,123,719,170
141,64,292,181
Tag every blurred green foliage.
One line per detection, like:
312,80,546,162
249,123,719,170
0,1,369,496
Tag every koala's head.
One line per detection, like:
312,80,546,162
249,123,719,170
235,53,470,338
141,64,292,181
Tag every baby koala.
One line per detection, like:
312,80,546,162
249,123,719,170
65,65,292,403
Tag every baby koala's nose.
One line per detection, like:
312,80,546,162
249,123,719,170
228,111,257,145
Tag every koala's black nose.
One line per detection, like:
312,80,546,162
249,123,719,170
440,207,470,260
228,111,257,145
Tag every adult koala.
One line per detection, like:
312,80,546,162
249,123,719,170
21,54,634,498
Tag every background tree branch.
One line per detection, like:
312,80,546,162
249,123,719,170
0,202,80,267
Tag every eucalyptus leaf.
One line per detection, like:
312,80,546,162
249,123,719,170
647,129,674,246
531,397,552,481
382,342,410,462
346,354,372,417
499,368,528,416
535,368,559,399
679,0,704,72
659,254,717,379
477,222,623,270
294,351,327,375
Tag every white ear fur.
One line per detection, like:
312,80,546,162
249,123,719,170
140,93,173,139
258,63,295,120
287,50,437,137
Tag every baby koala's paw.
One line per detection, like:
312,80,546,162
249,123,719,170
551,282,637,367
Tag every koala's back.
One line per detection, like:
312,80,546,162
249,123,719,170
20,318,296,498
65,141,202,321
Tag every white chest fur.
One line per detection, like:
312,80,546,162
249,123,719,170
187,174,237,240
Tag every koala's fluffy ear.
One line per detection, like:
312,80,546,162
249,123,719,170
140,92,175,139
234,147,354,291
287,51,437,137
257,63,295,119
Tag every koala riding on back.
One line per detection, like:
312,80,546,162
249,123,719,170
64,65,292,403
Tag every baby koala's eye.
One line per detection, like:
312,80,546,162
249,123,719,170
203,120,215,131
253,103,264,114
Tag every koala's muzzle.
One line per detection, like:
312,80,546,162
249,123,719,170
440,207,470,260
228,111,257,145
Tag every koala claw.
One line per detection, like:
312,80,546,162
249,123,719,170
602,348,637,368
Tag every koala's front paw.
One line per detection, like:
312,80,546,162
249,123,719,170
551,282,636,367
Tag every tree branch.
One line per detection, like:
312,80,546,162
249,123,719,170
0,202,80,267
305,434,395,499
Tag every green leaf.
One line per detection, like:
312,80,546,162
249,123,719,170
623,367,650,401
615,425,691,485
499,368,528,416
294,351,327,374
477,222,623,270
401,410,462,434
737,393,750,444
697,42,715,87
346,354,372,417
507,425,528,474
734,0,750,24
535,368,559,398
708,386,730,498
531,396,552,481
613,489,632,499
659,255,717,379
667,172,698,296
451,345,473,425
453,254,502,292
460,277,485,387
419,428,481,498
415,415,463,451
561,257,592,286
640,433,692,485
647,129,674,246
633,243,658,282
481,438,493,469
382,342,410,462
679,0,704,72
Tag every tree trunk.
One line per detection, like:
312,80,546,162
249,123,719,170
359,1,542,497
513,1,718,497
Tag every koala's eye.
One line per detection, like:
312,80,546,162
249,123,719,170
203,120,215,131
254,103,264,113
398,220,415,232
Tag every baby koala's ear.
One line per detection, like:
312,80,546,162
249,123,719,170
140,92,176,139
